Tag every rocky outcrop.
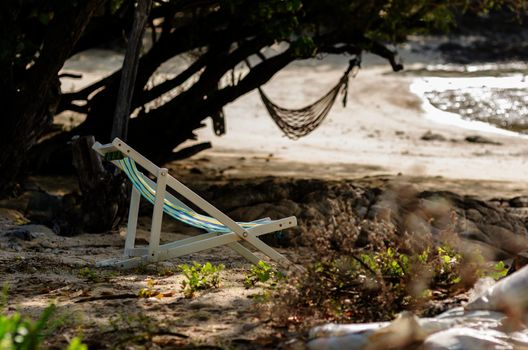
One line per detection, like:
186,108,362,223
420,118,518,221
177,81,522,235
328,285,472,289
2,176,527,260
200,178,528,259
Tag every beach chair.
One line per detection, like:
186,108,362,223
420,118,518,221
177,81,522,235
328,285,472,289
92,138,297,269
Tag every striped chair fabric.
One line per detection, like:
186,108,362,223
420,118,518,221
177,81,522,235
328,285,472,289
117,157,270,233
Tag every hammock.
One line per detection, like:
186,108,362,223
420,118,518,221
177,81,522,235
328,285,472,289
259,57,360,139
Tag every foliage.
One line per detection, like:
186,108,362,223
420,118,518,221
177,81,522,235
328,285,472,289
276,245,510,323
488,261,509,280
65,337,87,350
78,267,120,284
178,262,225,298
244,261,285,288
138,278,176,299
77,267,99,282
0,305,53,350
138,278,159,298
0,304,86,350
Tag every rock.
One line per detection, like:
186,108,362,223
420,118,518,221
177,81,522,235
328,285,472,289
191,178,528,255
21,224,57,237
0,192,33,212
465,135,502,145
421,130,446,141
509,196,528,208
4,228,34,241
438,41,464,52
475,224,528,257
26,191,62,223
505,207,528,221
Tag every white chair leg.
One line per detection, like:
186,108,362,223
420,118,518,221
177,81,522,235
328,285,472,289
124,187,141,257
148,168,168,260
243,234,292,269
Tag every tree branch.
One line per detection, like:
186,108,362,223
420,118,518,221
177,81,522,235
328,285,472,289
169,142,212,161
138,45,217,107
196,48,295,119
368,40,403,71
26,0,107,95
174,36,274,104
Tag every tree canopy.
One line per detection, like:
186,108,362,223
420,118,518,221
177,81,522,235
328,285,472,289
0,0,524,196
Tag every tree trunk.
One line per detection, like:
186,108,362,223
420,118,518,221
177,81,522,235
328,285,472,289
71,0,152,233
0,0,106,198
112,0,153,141
71,136,128,232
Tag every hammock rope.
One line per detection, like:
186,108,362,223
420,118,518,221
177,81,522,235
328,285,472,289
258,57,360,140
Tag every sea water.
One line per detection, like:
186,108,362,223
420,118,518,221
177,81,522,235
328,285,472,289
409,63,528,137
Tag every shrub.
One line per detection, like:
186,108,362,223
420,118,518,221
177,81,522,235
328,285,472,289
178,262,225,298
244,261,285,288
274,245,508,325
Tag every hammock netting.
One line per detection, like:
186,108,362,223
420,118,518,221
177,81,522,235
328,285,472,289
259,58,360,140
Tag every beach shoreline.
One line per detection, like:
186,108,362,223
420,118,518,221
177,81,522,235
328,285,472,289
177,63,528,188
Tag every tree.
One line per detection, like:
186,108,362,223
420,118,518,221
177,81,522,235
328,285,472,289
0,0,111,196
0,0,523,197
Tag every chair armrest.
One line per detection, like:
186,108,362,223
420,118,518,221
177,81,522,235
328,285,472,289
92,141,119,156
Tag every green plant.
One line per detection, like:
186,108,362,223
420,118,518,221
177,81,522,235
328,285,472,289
137,278,176,299
65,337,87,350
276,244,497,324
1,285,86,350
0,304,54,350
0,304,87,350
138,278,158,298
484,261,509,281
77,267,102,283
248,291,272,303
434,246,462,285
360,247,410,280
244,261,285,288
178,262,224,298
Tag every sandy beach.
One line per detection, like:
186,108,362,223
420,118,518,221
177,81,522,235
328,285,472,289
59,49,528,188
89,54,511,204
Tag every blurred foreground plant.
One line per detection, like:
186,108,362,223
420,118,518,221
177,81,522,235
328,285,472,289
1,284,86,350
0,304,86,350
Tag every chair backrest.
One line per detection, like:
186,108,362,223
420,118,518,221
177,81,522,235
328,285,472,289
116,157,268,233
